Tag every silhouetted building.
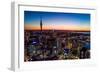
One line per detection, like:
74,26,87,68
40,17,42,31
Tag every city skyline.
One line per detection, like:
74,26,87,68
24,11,90,31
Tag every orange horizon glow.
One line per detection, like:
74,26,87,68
25,24,90,31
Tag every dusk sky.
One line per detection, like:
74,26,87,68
24,11,90,31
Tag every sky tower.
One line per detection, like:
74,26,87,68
40,17,42,31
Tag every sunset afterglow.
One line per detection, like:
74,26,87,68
24,11,90,31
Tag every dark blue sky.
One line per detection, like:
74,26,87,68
24,11,90,30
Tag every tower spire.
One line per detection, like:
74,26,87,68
40,16,42,31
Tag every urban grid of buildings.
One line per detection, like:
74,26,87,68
24,18,90,61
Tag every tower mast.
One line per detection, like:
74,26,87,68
40,16,42,31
